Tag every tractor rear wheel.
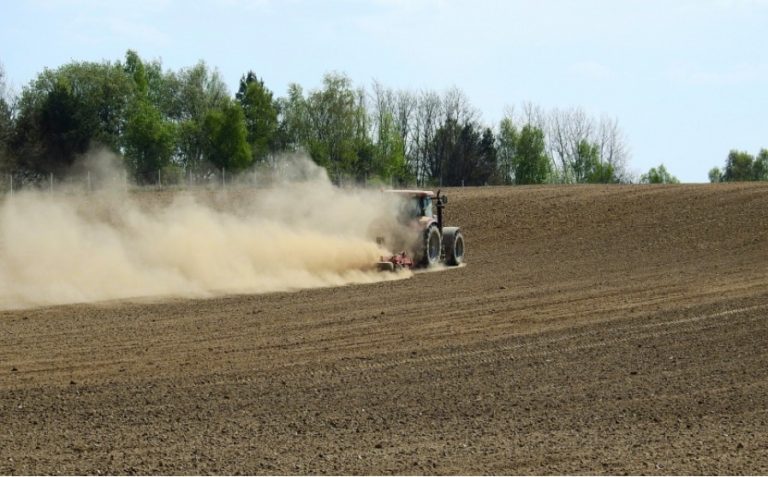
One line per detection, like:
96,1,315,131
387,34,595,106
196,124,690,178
442,227,464,266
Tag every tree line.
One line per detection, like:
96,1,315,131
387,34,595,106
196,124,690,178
1,51,641,187
708,149,768,183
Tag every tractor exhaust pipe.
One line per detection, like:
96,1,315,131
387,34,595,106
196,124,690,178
436,189,446,232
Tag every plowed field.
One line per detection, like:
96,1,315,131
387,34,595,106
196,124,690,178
2,184,768,474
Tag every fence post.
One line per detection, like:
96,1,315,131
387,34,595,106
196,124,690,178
87,171,92,192
222,168,225,188
158,169,162,188
50,172,54,193
9,174,13,197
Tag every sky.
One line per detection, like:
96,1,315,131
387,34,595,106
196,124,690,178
1,0,766,182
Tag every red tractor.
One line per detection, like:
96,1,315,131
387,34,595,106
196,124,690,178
376,189,465,271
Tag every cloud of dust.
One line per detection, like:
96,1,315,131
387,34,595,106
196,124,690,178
0,153,411,310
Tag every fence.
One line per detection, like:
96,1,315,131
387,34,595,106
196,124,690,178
1,168,421,196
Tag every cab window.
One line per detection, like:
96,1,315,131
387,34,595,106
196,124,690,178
421,197,433,217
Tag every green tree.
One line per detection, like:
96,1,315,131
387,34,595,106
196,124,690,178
11,60,133,176
752,149,768,181
640,164,680,184
236,71,278,162
478,127,498,185
430,117,459,185
368,110,411,183
121,50,182,134
512,124,551,185
201,100,252,173
723,150,755,181
572,140,599,183
496,118,518,184
274,83,308,152
432,119,496,186
369,81,416,184
123,99,176,184
121,51,177,184
708,167,723,183
173,61,229,175
124,50,148,95
711,149,768,182
447,122,479,186
586,161,616,183
296,73,368,179
571,139,617,183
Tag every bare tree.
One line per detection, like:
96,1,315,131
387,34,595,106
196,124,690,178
546,107,574,182
442,86,479,126
596,115,630,181
520,101,547,130
393,89,416,161
0,63,13,172
542,106,629,183
354,86,369,144
370,80,393,144
368,82,418,183
411,90,443,185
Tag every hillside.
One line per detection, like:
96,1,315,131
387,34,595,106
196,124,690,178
1,183,767,474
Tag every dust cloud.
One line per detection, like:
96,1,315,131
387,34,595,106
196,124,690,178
0,155,410,310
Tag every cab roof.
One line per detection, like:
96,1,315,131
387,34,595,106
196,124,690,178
383,189,435,198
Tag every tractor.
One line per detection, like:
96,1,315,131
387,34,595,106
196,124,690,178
376,189,465,271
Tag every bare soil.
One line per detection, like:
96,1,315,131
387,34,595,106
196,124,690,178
2,183,768,475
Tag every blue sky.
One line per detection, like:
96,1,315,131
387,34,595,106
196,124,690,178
1,0,766,182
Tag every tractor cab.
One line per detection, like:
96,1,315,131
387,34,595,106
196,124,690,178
385,189,446,229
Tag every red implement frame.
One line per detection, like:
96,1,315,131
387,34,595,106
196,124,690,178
377,251,414,272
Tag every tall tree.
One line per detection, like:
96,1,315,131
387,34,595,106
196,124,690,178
544,106,628,183
0,64,15,172
752,149,768,181
432,119,496,186
723,150,755,181
442,87,479,126
447,122,480,186
274,83,308,153
122,51,176,184
512,124,551,185
370,110,410,183
478,127,498,185
411,90,442,185
201,99,252,173
236,71,278,162
302,73,368,179
368,82,415,183
430,117,458,185
124,99,176,184
11,61,133,176
393,89,416,163
496,118,518,185
173,61,229,175
596,116,630,182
